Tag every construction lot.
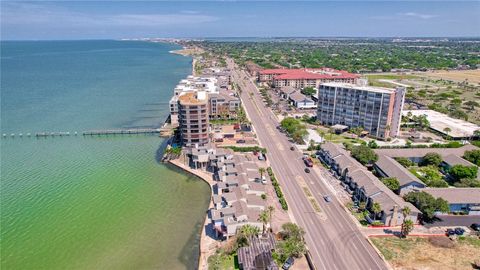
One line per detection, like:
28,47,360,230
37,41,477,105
371,236,480,270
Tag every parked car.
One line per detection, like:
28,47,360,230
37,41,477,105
290,146,295,151
324,195,332,203
258,154,264,160
304,168,310,173
237,139,245,144
454,227,465,235
471,223,480,231
446,229,456,236
282,257,294,270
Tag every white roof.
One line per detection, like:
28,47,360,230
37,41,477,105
321,82,397,94
403,110,480,138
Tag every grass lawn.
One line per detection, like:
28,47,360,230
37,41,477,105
371,236,480,270
208,253,240,270
317,130,363,144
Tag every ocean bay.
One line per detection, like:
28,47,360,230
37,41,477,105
0,40,210,270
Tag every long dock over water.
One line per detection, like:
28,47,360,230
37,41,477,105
2,128,173,139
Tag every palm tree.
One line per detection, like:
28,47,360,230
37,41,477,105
443,127,451,138
371,202,381,222
258,167,266,179
258,210,270,234
402,206,411,223
267,206,275,232
359,201,367,211
239,224,260,238
401,219,414,238
401,206,412,237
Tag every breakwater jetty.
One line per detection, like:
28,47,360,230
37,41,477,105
2,128,174,139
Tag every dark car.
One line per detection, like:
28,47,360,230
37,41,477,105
290,146,295,151
471,223,480,231
446,228,456,236
454,227,465,235
304,168,310,173
282,257,294,270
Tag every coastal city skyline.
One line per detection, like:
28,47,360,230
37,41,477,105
2,1,480,270
1,1,479,40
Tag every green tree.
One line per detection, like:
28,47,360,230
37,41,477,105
359,201,367,211
259,167,266,178
258,210,270,234
463,150,480,166
420,152,443,167
267,205,275,232
368,140,378,149
401,219,414,238
371,202,382,222
382,177,400,192
395,157,414,168
239,224,260,238
351,145,378,165
277,223,306,259
404,191,450,221
301,86,316,96
449,165,478,181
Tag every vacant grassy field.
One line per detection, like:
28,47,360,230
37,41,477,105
371,236,480,270
420,69,480,84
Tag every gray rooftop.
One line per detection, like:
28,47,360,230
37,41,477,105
422,188,480,204
237,234,278,270
375,155,425,187
374,145,478,158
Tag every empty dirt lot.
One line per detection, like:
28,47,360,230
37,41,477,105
419,69,480,84
371,236,480,270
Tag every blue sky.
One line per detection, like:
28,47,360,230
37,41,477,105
1,1,479,40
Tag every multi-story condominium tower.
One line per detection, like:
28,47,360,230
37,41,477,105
317,82,406,139
258,68,359,88
178,91,210,147
169,76,240,125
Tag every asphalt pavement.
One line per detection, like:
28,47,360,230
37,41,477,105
228,59,388,270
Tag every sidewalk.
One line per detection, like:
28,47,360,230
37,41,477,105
363,225,446,237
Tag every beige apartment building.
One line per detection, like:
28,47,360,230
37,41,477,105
317,82,406,139
258,68,359,88
178,92,210,147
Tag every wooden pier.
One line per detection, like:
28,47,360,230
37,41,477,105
2,128,174,139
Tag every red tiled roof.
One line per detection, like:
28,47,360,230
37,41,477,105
260,68,359,80
259,69,289,75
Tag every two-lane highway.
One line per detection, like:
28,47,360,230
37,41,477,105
228,59,388,270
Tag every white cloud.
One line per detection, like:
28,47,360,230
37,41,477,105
398,12,437,19
1,2,218,28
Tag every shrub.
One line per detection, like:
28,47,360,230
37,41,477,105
382,177,400,192
463,149,480,166
395,157,415,168
404,191,449,221
420,152,442,167
351,145,378,165
449,165,478,181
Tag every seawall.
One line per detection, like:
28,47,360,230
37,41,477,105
168,159,216,270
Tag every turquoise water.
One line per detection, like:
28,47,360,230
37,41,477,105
1,41,211,270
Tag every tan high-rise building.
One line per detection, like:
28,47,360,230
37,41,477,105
317,82,406,139
178,91,210,147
